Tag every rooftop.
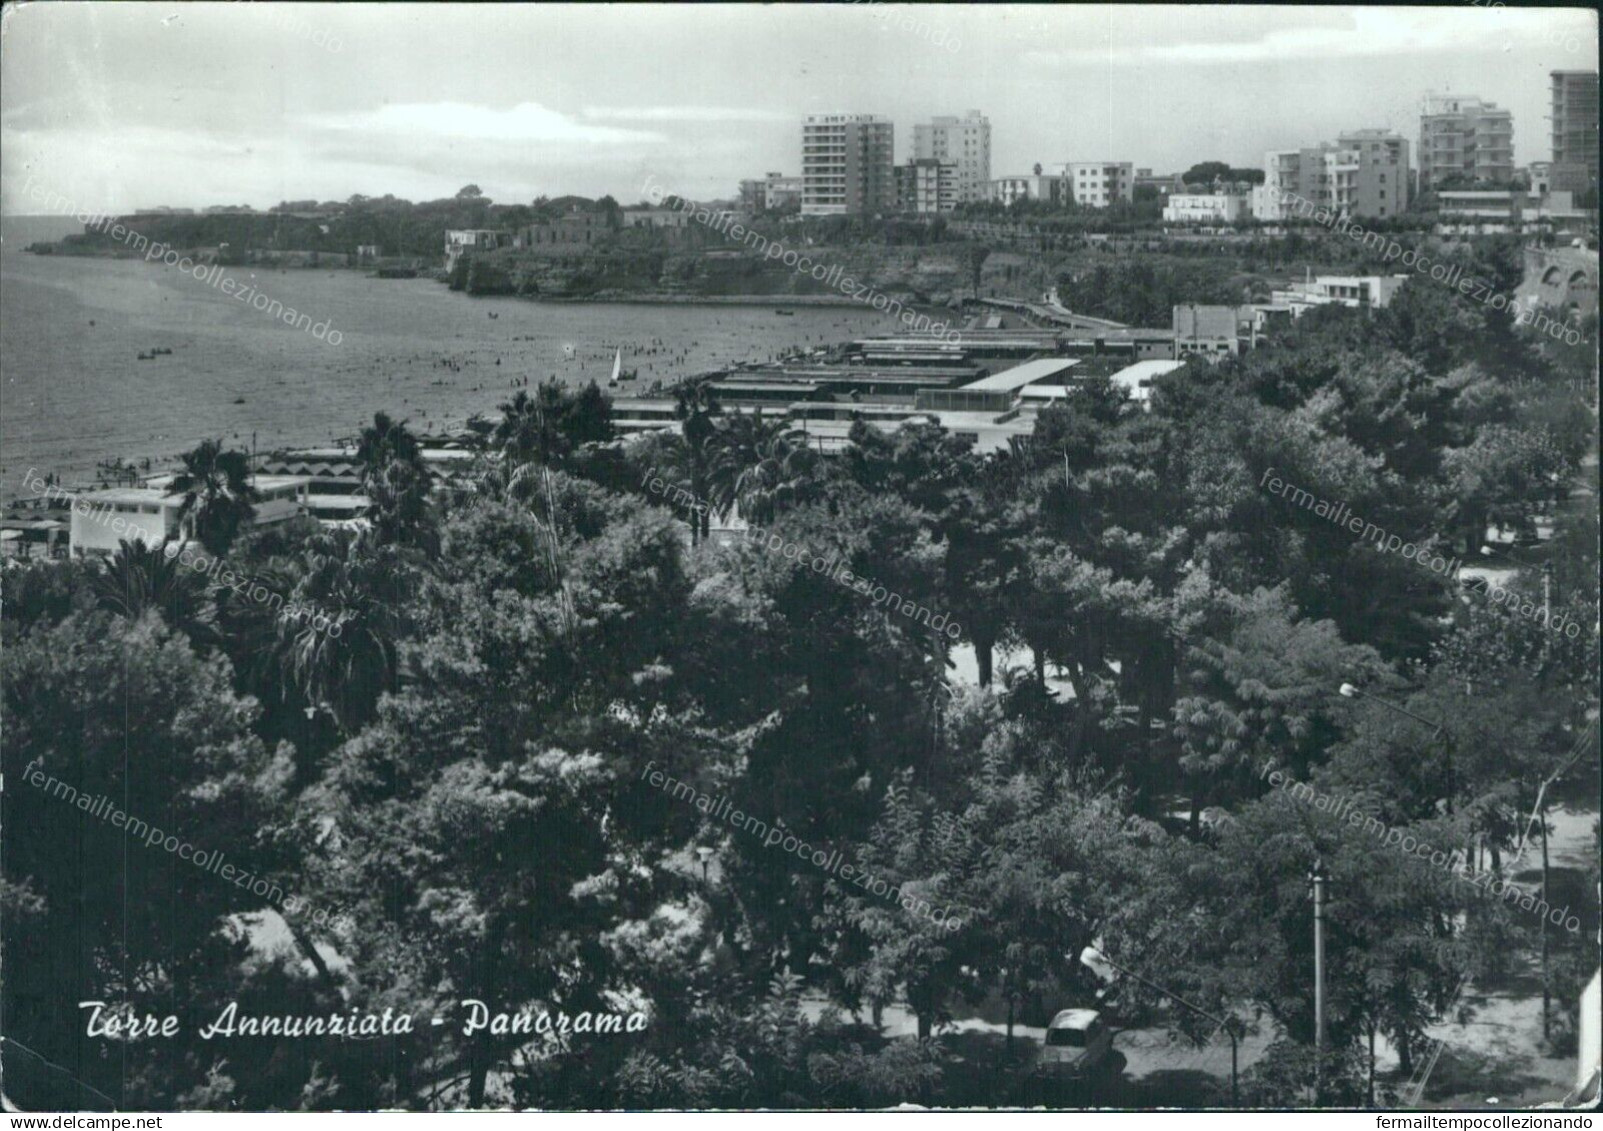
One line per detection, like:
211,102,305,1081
962,357,1080,391
73,487,183,506
1108,359,1186,398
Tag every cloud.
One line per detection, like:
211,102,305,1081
1022,8,1594,66
307,102,664,145
581,105,793,123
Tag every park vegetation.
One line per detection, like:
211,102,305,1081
3,252,1597,1109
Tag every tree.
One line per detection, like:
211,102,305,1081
1171,582,1388,823
708,413,820,525
301,478,701,1107
823,772,974,1039
170,438,259,556
281,532,417,736
1183,161,1233,186
2,611,295,1110
666,382,722,544
356,412,435,549
92,538,216,645
1192,787,1481,1097
962,244,991,297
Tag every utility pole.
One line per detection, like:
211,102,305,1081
1541,805,1551,1039
1539,562,1553,1039
1311,858,1328,1102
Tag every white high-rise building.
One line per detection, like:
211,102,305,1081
802,114,896,215
913,111,992,204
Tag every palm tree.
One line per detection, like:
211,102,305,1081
708,412,819,526
170,439,259,556
280,531,412,736
493,389,554,466
670,382,722,545
355,413,434,549
92,538,215,643
493,381,611,469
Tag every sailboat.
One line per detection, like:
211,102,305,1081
608,348,622,387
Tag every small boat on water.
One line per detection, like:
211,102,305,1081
607,348,639,386
774,309,795,316
137,352,153,360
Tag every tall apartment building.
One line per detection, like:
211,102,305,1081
1550,71,1599,193
1066,162,1134,208
913,111,992,204
802,114,895,215
1258,130,1410,220
1418,93,1515,190
896,159,958,213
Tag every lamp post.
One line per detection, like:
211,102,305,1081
1338,682,1453,813
1079,945,1239,1107
1310,858,1328,1104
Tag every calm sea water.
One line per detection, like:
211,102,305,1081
0,247,902,498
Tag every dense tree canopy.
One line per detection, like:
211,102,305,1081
3,253,1595,1109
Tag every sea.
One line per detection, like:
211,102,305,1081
0,226,904,500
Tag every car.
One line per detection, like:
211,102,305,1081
1037,1008,1114,1078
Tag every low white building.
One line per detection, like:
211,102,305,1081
1163,192,1250,224
1106,359,1185,408
69,476,312,558
1270,274,1410,317
443,229,505,270
989,174,1064,206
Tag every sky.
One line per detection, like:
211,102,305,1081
1,3,1596,213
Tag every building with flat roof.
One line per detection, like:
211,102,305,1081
68,475,312,558
1419,93,1515,191
444,229,507,270
1551,71,1599,194
1173,304,1259,360
739,172,804,213
1105,359,1186,407
913,112,991,204
990,174,1065,207
802,114,895,215
1163,192,1250,224
1270,274,1410,317
896,159,959,213
1259,131,1410,220
1066,162,1134,208
915,358,1080,412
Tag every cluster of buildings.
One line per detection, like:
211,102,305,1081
434,69,1594,273
1248,71,1596,226
790,111,992,215
769,112,1143,216
1,435,486,562
761,70,1595,227
600,270,1416,457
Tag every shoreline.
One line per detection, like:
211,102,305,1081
23,249,950,311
